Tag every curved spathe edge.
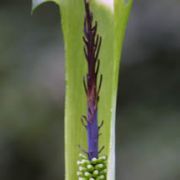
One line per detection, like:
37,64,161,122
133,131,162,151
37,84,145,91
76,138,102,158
32,0,60,13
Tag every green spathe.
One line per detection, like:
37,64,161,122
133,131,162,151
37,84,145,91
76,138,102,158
32,0,133,179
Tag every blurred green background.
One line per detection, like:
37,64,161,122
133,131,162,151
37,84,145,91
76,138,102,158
0,0,179,180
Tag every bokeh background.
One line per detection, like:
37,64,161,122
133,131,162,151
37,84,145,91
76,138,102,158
0,0,179,179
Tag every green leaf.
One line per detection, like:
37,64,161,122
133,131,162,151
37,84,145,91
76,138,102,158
32,0,133,179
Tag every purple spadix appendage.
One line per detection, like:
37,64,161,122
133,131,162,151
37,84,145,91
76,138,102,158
82,0,103,160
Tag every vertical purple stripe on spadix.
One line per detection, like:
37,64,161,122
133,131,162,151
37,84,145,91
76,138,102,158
87,110,99,160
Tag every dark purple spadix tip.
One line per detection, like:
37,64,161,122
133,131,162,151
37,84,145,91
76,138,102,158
81,0,104,160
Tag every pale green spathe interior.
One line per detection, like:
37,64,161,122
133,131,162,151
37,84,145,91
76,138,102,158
32,0,133,179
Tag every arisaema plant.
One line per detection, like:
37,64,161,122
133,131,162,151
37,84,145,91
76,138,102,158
32,0,133,179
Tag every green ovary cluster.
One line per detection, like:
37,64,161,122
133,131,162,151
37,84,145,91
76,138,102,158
77,154,107,180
